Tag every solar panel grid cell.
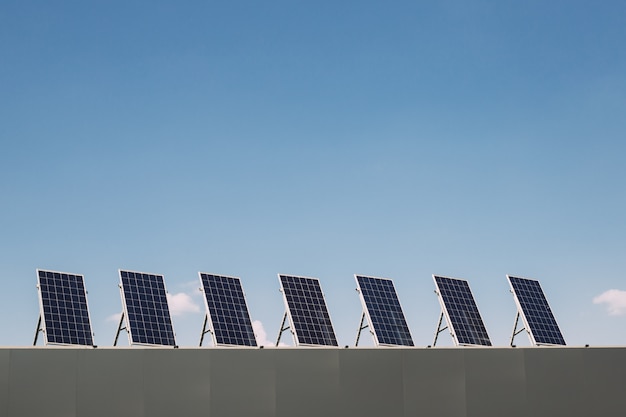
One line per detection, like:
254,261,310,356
356,275,414,346
37,270,94,346
280,275,338,346
119,270,176,346
508,276,566,346
200,273,257,346
434,276,492,346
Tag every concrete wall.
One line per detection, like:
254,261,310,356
0,346,624,417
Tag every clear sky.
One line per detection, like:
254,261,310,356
1,1,625,348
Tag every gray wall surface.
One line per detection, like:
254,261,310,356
0,346,625,417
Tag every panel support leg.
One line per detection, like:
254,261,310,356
113,312,126,346
33,314,42,346
354,311,368,347
432,311,448,347
510,311,526,346
275,311,290,347
199,314,212,347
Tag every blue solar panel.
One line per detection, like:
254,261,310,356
36,269,94,346
119,270,176,346
199,273,257,347
279,275,338,346
355,275,414,346
507,275,566,346
433,275,492,346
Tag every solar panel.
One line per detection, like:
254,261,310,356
355,275,414,346
118,270,176,346
278,274,338,347
35,269,94,346
507,275,566,346
433,275,492,346
199,273,257,347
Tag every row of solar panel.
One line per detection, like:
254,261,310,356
34,269,565,348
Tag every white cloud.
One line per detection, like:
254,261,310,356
593,289,626,316
178,280,203,296
106,313,122,323
252,320,272,346
167,292,201,316
252,320,287,347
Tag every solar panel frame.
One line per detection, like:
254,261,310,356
433,275,492,347
198,272,258,347
118,269,177,347
355,274,414,347
507,275,566,346
36,269,95,347
278,274,338,347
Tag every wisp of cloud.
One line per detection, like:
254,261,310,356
593,289,626,316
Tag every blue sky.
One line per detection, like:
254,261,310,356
1,1,625,348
